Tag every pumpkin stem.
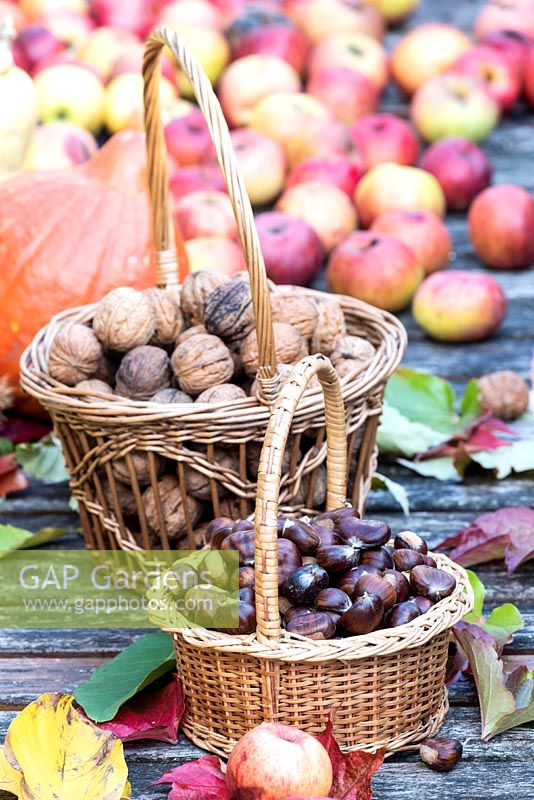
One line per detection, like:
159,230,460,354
0,21,15,74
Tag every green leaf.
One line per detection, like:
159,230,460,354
471,441,534,479
385,368,458,434
372,472,410,515
0,524,68,557
465,569,485,619
397,456,461,482
460,379,482,423
0,438,13,456
377,404,445,457
15,435,69,484
463,571,523,649
74,632,176,722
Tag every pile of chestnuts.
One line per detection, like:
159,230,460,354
207,506,457,639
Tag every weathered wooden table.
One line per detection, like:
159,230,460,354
1,0,534,797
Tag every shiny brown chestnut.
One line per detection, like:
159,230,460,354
393,531,428,554
302,556,319,566
312,506,357,530
410,565,456,601
234,519,254,532
337,565,381,597
335,517,391,548
384,600,421,628
283,564,329,605
313,526,344,547
206,517,235,549
221,530,255,565
239,586,254,605
354,573,396,611
285,611,337,640
420,738,463,772
277,539,303,589
422,554,437,568
360,546,393,570
393,548,426,571
315,587,352,615
223,601,256,635
339,593,384,635
382,569,411,603
278,596,293,616
238,566,255,589
413,595,434,614
282,518,320,556
317,544,359,574
284,605,314,624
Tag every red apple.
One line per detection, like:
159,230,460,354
307,66,379,123
32,50,101,77
175,190,237,240
185,236,246,275
277,181,357,251
327,231,424,311
413,271,507,341
255,211,324,285
285,117,355,167
479,30,533,80
13,25,65,75
23,121,98,169
225,4,292,51
286,0,385,42
308,32,389,89
165,109,214,167
525,46,534,107
350,113,420,169
249,92,330,147
451,45,521,112
226,723,333,800
232,24,309,74
170,165,227,200
474,0,534,41
287,155,363,197
90,0,155,36
391,23,471,95
468,184,534,269
371,210,451,275
419,137,493,210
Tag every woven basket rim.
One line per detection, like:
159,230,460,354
167,553,473,662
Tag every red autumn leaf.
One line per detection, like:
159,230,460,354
155,754,231,800
0,415,51,444
0,454,29,496
99,674,184,744
421,416,513,460
317,715,385,800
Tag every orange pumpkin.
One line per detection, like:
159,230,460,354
0,130,188,401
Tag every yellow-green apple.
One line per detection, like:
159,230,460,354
109,40,144,79
104,73,176,133
76,26,139,82
170,165,226,200
203,128,286,205
90,0,154,36
277,181,357,251
468,184,534,269
0,39,37,175
226,723,333,800
231,23,309,75
411,74,500,143
474,0,534,40
170,25,229,97
286,0,384,42
219,54,300,127
175,190,237,240
391,23,471,95
526,48,534,107
327,231,424,311
23,121,97,169
20,0,87,21
249,92,330,147
367,0,420,25
287,155,364,197
185,236,246,275
419,137,492,210
413,271,507,341
355,164,446,227
165,108,214,166
371,210,451,274
350,112,420,169
36,10,94,48
309,32,388,89
285,117,355,166
451,46,521,112
13,25,65,75
255,211,324,285
34,63,105,132
479,30,533,80
156,0,222,29
306,66,379,123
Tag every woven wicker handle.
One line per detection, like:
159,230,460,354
143,28,278,397
254,355,348,642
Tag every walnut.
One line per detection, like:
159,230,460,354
477,370,529,421
291,465,327,508
270,293,319,339
103,480,138,517
310,299,346,355
115,345,171,400
145,288,185,346
196,384,247,403
92,287,155,352
151,388,193,404
48,323,103,386
334,358,367,380
112,451,164,486
203,279,255,346
181,270,227,326
241,322,307,377
330,335,375,367
143,474,202,538
246,436,301,479
94,353,117,385
192,521,211,549
217,496,244,520
75,379,114,397
249,362,319,399
176,325,207,345
184,448,240,500
171,333,234,395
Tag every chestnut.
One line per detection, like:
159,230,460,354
393,548,426,572
384,600,421,628
224,601,256,635
413,595,434,614
420,738,462,772
422,554,437,568
234,519,254,532
282,518,320,556
278,596,293,616
239,586,254,605
410,565,456,602
393,531,428,554
340,593,384,635
335,517,391,548
239,566,255,589
315,587,352,615
285,611,337,640
277,538,303,588
360,547,393,570
354,573,396,611
313,506,357,530
284,605,314,624
337,565,381,597
313,526,343,547
283,564,329,605
221,530,255,566
317,544,359,574
382,569,410,603
302,556,319,566
206,517,235,549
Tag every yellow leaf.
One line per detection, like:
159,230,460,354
0,744,21,795
4,693,129,800
122,780,132,799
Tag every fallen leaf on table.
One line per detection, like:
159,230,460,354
0,415,51,445
98,673,185,743
317,715,385,800
0,745,21,795
454,622,534,741
0,523,68,556
470,440,534,478
372,472,409,515
155,754,231,800
15,433,69,483
424,416,514,459
397,456,461,482
376,404,445,458
463,571,524,649
3,693,129,799
0,452,29,497
75,631,176,722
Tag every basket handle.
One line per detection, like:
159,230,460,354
143,28,279,400
254,355,348,643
